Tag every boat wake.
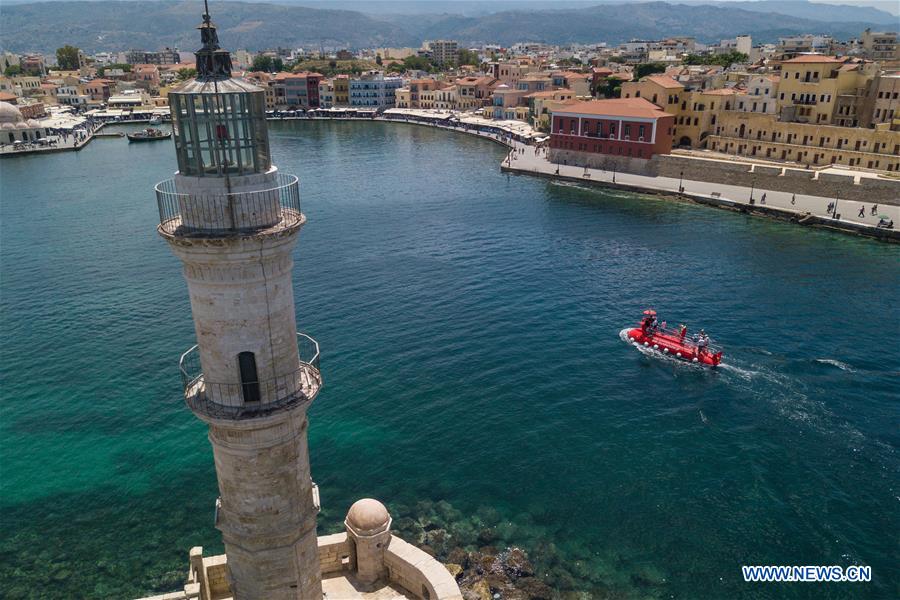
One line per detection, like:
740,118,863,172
814,358,856,372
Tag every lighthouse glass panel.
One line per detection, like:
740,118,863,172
171,91,270,176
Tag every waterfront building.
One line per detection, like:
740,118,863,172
272,71,323,109
775,55,876,126
454,75,498,110
622,74,684,110
350,71,402,108
84,79,113,102
549,97,675,160
491,84,527,119
525,89,577,130
858,72,900,129
734,75,779,114
144,6,462,599
707,111,900,171
318,78,334,108
0,101,47,145
395,86,411,108
333,74,350,106
408,78,442,108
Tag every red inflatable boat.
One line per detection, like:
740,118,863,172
626,309,723,367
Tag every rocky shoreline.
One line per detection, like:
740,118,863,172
369,499,667,600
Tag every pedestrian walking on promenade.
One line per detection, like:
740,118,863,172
871,204,878,215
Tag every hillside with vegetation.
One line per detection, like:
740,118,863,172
0,0,892,53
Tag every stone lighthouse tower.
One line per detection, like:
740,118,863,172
155,5,322,599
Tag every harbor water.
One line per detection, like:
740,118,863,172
1,121,898,598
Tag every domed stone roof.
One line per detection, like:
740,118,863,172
1,122,14,130
26,119,39,128
345,498,391,535
0,102,24,124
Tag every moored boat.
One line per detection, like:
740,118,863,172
626,309,723,366
127,128,171,142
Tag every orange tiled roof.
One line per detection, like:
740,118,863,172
553,97,671,119
701,88,740,95
782,54,844,64
644,74,683,89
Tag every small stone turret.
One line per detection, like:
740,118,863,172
345,499,393,586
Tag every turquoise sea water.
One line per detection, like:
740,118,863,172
1,121,898,599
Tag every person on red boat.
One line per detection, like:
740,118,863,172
640,309,658,334
679,324,687,342
696,329,709,356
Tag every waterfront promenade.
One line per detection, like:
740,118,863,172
501,142,900,240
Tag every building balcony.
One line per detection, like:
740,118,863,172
179,333,322,420
156,172,301,237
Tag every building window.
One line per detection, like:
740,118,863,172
238,352,260,403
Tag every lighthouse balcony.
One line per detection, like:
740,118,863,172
179,333,322,420
156,172,302,237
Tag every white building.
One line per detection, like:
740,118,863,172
735,75,778,114
349,71,403,108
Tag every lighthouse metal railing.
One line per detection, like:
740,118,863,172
178,332,321,419
156,172,301,235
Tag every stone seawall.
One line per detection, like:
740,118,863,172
656,155,899,204
548,149,657,176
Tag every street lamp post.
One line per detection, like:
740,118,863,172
678,170,684,194
833,196,839,219
612,164,617,183
749,178,755,205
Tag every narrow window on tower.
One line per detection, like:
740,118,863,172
238,352,261,403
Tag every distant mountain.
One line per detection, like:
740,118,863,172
0,0,892,54
716,1,898,25
383,2,891,46
0,1,418,53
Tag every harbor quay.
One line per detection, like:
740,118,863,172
267,108,900,242
502,141,900,242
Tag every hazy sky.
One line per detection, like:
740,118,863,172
1,0,897,16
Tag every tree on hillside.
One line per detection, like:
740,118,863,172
634,62,667,80
56,45,81,70
375,54,383,66
4,64,22,77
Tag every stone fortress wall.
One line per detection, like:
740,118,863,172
548,148,900,204
136,499,462,600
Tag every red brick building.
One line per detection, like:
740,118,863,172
550,97,675,160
